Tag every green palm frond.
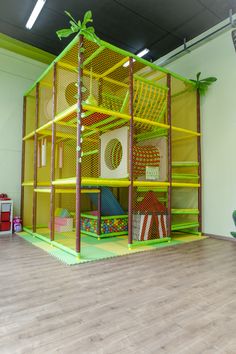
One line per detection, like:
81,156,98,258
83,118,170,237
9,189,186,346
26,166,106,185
56,10,100,44
190,72,217,95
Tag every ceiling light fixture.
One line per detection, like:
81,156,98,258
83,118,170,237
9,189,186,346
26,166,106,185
26,0,46,30
123,48,150,67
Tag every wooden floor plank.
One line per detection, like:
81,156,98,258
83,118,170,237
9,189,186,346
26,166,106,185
0,235,235,353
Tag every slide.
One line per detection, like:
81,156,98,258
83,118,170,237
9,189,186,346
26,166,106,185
87,187,125,216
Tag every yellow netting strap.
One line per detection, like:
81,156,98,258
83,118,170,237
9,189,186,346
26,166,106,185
95,76,167,128
141,82,154,118
133,78,167,123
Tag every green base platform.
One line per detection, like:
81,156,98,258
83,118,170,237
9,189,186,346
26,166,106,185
16,228,207,265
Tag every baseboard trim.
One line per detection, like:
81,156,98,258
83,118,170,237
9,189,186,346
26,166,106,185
203,233,236,242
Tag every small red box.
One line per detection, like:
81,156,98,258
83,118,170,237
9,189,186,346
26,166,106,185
1,212,10,222
0,222,11,231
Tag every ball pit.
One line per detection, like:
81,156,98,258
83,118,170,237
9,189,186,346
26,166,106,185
81,211,128,237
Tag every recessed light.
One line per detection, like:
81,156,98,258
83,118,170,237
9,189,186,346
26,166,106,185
26,0,46,30
137,48,150,57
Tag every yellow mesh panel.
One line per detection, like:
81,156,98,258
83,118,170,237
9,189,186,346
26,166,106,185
172,130,199,184
25,88,36,135
36,192,51,238
23,187,33,229
83,43,130,114
24,139,34,182
56,43,78,115
53,192,76,252
60,42,79,67
171,77,197,132
171,187,199,231
55,123,77,180
82,130,100,179
37,135,51,184
56,66,77,115
38,69,53,128
170,77,199,233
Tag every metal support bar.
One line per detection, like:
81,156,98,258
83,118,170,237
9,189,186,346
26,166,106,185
32,83,39,233
197,90,202,233
97,188,101,237
20,97,26,224
50,63,57,241
83,46,105,66
167,74,172,237
100,56,129,78
128,57,134,247
75,35,84,255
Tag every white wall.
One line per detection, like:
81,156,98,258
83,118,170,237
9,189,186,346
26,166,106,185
163,29,236,237
0,48,47,215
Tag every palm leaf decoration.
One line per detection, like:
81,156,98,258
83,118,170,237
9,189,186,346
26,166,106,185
190,72,217,95
56,10,100,44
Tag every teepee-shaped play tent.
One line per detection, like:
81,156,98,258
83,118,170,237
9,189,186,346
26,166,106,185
133,191,168,241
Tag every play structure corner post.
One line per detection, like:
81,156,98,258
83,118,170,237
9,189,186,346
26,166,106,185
197,89,202,233
21,96,27,224
50,63,57,241
32,83,39,233
75,35,84,254
97,188,101,236
128,57,134,247
167,73,172,237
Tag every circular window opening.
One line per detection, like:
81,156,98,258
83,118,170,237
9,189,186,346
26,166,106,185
65,82,77,106
105,139,123,170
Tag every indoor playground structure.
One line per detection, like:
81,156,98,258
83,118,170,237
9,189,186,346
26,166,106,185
21,33,202,261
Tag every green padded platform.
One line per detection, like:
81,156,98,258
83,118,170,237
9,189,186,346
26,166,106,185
17,231,207,265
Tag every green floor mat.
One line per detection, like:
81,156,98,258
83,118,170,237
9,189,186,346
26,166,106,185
17,230,207,266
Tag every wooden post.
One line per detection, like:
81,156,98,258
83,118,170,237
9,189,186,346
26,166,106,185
75,35,84,255
50,63,57,241
20,97,27,225
128,57,134,248
32,83,39,233
167,74,172,237
197,90,202,233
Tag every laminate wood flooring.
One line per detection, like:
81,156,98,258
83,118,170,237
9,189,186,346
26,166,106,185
0,235,235,354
